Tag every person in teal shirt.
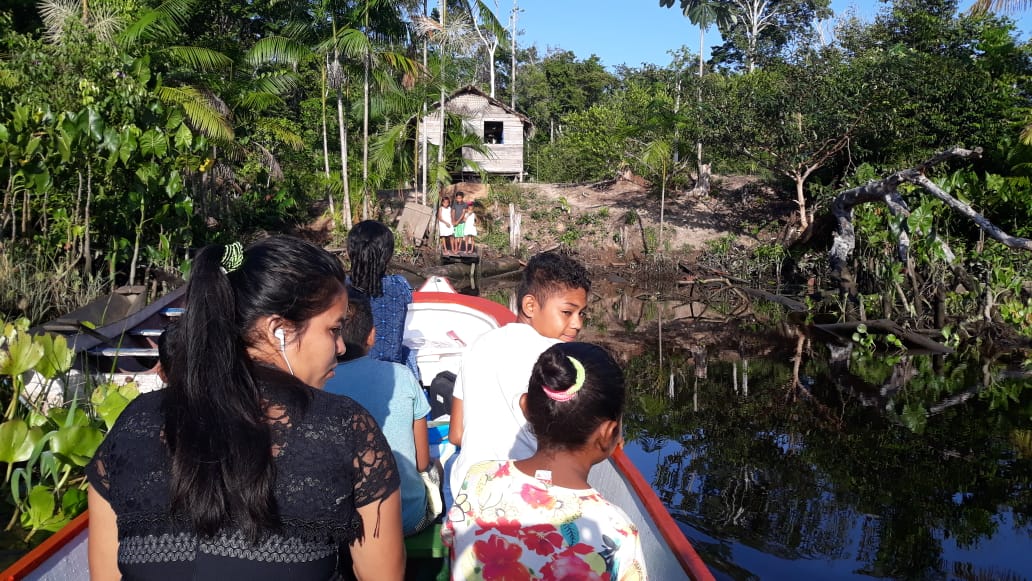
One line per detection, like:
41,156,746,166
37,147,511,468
325,288,438,536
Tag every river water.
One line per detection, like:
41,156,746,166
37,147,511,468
473,276,1032,581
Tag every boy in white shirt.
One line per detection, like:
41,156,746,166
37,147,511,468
446,252,591,494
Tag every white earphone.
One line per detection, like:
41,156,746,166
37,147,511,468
274,328,294,376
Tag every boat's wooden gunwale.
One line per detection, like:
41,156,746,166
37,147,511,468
2,513,88,581
610,448,713,581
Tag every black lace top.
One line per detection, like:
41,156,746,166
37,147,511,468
85,367,399,580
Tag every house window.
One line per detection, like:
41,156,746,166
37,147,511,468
484,121,503,144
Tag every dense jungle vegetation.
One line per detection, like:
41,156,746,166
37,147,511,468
0,0,1031,339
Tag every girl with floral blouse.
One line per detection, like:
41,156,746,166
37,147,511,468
443,342,647,580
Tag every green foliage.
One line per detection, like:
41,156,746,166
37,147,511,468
0,318,139,541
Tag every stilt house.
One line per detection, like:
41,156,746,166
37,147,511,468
419,85,534,181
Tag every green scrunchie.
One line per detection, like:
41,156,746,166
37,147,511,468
221,242,244,273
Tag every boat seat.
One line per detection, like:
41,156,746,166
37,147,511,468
404,523,448,581
405,523,447,559
87,347,159,358
128,328,165,337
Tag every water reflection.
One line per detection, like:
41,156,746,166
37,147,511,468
470,278,1032,580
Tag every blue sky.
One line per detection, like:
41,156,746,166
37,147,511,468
504,1,1032,70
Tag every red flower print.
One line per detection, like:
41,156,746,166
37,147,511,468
476,515,522,538
540,545,610,581
520,483,555,509
473,535,532,581
517,523,565,556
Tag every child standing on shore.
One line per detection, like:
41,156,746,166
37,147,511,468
443,342,647,580
447,251,591,495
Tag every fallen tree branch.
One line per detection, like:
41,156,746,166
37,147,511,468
822,147,1031,297
813,319,953,354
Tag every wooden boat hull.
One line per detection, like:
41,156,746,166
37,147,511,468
2,285,712,581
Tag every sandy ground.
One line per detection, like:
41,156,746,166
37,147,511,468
472,173,798,261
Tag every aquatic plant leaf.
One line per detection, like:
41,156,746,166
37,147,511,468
50,426,104,466
34,334,74,379
0,331,44,377
22,485,69,535
0,419,39,463
61,487,87,516
91,382,140,430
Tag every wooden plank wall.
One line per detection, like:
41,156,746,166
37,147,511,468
419,93,526,176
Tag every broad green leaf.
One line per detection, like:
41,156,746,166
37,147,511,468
61,487,87,515
0,123,8,141
34,334,74,379
22,485,69,534
86,108,105,142
140,129,167,157
24,136,40,159
0,331,44,376
91,383,139,430
48,407,91,428
0,420,36,463
50,425,104,466
174,123,192,150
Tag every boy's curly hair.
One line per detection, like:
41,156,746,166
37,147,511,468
517,252,591,305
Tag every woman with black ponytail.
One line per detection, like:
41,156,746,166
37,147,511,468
443,342,648,580
86,236,405,581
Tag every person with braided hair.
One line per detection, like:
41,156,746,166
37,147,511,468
86,236,405,581
347,220,420,382
443,342,648,580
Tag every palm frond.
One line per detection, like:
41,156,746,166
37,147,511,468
38,0,79,43
369,121,411,175
162,46,232,71
155,85,234,142
255,118,304,152
412,12,475,52
241,71,299,99
245,36,308,69
315,27,368,59
119,0,196,44
235,91,285,114
969,0,1032,15
470,0,509,41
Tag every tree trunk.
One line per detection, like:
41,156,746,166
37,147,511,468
321,57,335,226
794,174,809,231
84,162,92,274
510,1,517,110
362,40,370,221
336,85,352,228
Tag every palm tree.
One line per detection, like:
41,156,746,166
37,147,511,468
665,0,734,177
970,0,1032,12
414,3,475,197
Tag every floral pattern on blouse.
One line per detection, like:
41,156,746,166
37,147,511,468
442,460,648,581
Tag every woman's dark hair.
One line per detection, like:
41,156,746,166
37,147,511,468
525,342,625,450
162,236,346,541
517,251,591,307
347,220,394,298
339,287,374,362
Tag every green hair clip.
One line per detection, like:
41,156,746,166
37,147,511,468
220,242,244,274
542,356,587,402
